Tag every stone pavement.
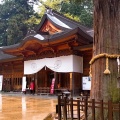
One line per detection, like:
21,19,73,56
0,92,57,120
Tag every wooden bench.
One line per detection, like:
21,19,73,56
37,87,50,95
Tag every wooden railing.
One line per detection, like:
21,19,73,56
37,87,50,95
57,95,120,120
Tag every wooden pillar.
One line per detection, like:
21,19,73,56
70,72,74,97
11,63,14,91
45,70,47,87
58,73,61,88
54,72,58,89
35,73,38,93
2,65,5,91
11,74,13,91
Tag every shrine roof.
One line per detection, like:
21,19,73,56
0,9,93,59
0,50,16,60
26,27,91,39
35,9,92,36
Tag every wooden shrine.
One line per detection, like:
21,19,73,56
0,9,93,95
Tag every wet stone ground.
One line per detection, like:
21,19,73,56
0,92,57,120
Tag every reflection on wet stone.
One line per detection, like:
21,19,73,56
0,93,57,120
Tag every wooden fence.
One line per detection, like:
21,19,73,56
57,95,120,120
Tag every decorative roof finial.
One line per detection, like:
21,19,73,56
44,4,53,15
39,1,53,15
46,8,53,15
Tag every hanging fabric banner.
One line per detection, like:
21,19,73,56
0,94,2,111
0,75,3,91
50,78,55,94
22,76,27,92
24,55,83,75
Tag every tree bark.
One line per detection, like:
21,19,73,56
91,0,120,101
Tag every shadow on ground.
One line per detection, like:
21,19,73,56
44,113,56,120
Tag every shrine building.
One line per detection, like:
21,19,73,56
0,9,93,95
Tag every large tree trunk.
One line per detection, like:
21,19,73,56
91,0,120,101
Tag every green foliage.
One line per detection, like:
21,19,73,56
70,0,89,4
79,10,93,28
60,0,93,28
64,13,80,22
0,0,93,46
38,0,93,28
38,0,65,16
0,0,39,46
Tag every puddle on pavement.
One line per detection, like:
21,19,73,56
0,93,57,120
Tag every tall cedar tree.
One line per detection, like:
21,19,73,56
0,0,39,46
91,0,120,102
71,0,120,102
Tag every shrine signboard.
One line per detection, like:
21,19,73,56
82,76,91,90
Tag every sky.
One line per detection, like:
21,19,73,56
33,2,41,12
0,0,41,12
0,0,2,4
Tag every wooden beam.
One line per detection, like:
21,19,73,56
0,56,23,63
23,49,37,55
37,47,54,54
73,44,93,51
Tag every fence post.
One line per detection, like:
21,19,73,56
77,99,80,120
84,97,88,120
92,99,95,120
100,100,104,120
70,97,73,120
108,100,113,120
58,95,61,120
119,102,120,120
81,97,84,111
63,97,67,120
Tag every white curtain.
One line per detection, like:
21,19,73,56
24,55,83,75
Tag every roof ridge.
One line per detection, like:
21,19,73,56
42,7,91,30
51,9,91,30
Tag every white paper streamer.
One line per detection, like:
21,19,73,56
117,57,120,73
